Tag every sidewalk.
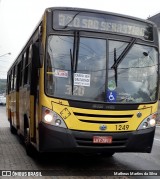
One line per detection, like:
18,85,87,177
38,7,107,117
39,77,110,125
157,101,160,125
0,106,39,171
0,106,9,127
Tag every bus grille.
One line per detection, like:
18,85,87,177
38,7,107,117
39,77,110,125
78,119,127,124
73,112,133,118
73,112,133,124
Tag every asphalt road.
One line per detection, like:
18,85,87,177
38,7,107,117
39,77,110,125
0,106,160,179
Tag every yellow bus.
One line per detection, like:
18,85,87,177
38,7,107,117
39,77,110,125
6,7,159,157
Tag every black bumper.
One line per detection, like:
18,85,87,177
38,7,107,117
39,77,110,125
39,122,155,153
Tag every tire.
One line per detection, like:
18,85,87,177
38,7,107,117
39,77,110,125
24,128,35,157
99,152,115,157
10,119,17,134
81,152,115,158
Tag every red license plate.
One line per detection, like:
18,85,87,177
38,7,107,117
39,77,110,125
93,136,112,144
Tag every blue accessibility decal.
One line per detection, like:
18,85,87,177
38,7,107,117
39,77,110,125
107,90,117,102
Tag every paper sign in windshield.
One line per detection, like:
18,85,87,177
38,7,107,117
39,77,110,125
54,70,68,78
74,73,90,86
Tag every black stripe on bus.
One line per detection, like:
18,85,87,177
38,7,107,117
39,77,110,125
74,112,133,118
69,100,139,110
79,120,128,124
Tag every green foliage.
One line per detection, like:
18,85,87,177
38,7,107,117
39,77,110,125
0,79,7,94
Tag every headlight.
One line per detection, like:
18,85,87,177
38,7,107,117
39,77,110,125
137,112,157,130
44,114,53,123
42,107,67,128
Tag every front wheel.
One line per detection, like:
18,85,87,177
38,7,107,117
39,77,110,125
99,152,115,157
10,119,17,134
24,128,36,157
81,152,115,158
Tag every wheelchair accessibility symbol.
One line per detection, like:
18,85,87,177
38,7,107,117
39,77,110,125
107,91,117,102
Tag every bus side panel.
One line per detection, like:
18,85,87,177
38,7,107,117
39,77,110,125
10,91,17,128
30,95,35,139
6,94,10,121
16,92,19,129
19,86,30,135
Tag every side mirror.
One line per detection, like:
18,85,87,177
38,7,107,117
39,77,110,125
38,25,44,68
32,42,42,68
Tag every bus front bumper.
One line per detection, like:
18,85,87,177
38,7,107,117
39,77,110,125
39,122,155,153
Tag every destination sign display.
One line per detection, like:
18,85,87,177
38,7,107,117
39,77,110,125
53,10,153,41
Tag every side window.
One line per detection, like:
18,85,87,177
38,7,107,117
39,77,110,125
19,58,24,87
24,47,31,85
11,70,14,91
18,45,33,88
28,45,32,83
28,45,32,62
23,52,28,85
7,74,11,93
6,76,8,94
13,66,17,90
17,61,22,89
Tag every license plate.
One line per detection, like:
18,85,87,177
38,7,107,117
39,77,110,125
93,136,112,144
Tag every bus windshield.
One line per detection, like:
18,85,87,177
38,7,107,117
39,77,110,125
46,35,158,103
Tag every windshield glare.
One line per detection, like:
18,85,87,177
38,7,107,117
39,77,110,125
46,35,158,103
109,41,158,103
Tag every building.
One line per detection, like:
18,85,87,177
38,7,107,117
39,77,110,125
148,13,160,29
148,13,160,47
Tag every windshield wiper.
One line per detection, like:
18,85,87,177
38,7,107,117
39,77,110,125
111,38,137,87
70,49,74,95
70,31,80,95
74,31,80,73
114,48,118,87
111,38,137,69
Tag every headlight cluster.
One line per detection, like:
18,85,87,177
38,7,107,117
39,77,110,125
42,107,67,128
137,113,157,130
